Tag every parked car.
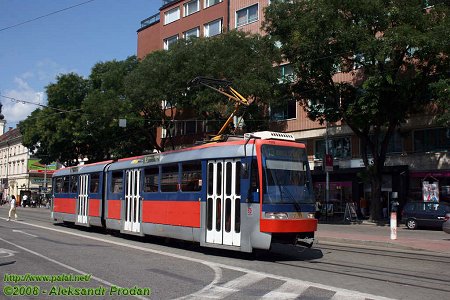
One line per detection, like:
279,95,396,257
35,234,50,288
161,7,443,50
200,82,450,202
443,213,450,234
401,202,450,230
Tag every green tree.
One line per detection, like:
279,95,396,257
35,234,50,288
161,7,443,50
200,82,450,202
81,56,147,161
125,30,280,151
19,73,88,166
264,0,450,220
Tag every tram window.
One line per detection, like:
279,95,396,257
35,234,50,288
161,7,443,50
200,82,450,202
235,162,241,195
226,162,232,196
235,198,240,233
216,162,222,195
144,167,159,192
90,173,100,193
181,161,202,192
207,197,213,231
63,176,70,193
216,198,221,231
225,198,231,233
70,175,78,193
207,163,213,196
250,159,259,193
55,177,66,193
161,164,179,192
111,172,123,193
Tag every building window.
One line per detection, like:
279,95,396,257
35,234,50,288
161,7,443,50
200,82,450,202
271,99,297,120
184,27,199,39
414,127,450,152
204,19,222,37
205,0,221,8
164,34,178,50
236,4,258,27
164,7,180,25
279,64,295,83
315,137,352,159
184,0,199,17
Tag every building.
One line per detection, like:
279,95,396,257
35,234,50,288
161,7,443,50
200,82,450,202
137,1,450,216
0,121,54,205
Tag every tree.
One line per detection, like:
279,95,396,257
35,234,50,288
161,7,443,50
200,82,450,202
125,30,281,151
19,73,88,166
264,0,450,221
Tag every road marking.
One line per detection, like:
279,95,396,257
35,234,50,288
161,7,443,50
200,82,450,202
12,229,38,237
183,273,266,299
0,237,150,300
261,281,308,299
0,248,19,258
0,217,396,300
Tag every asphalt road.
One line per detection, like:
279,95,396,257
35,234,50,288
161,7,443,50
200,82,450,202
0,206,449,300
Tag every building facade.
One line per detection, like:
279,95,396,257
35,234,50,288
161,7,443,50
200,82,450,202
137,1,450,216
0,123,54,205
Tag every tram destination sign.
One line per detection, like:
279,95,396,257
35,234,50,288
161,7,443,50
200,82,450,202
144,154,161,164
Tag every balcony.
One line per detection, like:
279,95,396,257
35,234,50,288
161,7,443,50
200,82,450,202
140,13,160,28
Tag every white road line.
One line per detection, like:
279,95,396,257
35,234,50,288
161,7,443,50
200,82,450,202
0,237,150,300
261,281,308,299
185,273,266,299
1,218,397,300
12,229,38,237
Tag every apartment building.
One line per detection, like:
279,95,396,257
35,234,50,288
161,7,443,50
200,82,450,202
0,120,54,205
137,0,450,214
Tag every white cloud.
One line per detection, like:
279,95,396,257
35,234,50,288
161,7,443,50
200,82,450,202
2,77,46,127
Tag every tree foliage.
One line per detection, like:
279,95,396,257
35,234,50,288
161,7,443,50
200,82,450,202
125,30,280,151
264,0,450,220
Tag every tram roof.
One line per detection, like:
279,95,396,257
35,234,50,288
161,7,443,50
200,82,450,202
53,160,113,177
107,140,256,171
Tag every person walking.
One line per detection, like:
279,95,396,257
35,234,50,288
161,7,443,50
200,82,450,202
7,195,17,221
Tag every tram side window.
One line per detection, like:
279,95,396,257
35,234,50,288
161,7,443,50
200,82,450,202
161,164,179,192
181,161,202,192
56,177,68,193
250,159,259,193
90,173,100,193
70,175,78,193
144,167,159,192
111,172,123,193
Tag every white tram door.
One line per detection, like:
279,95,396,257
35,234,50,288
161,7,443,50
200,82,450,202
124,169,141,233
206,160,241,246
77,174,89,224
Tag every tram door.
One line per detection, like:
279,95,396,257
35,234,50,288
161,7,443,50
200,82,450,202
77,175,89,224
124,169,141,233
206,159,241,246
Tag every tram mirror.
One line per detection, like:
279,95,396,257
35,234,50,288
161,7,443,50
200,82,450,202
241,163,249,179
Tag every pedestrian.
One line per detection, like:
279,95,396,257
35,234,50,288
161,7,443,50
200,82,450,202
315,200,322,219
381,196,388,219
22,194,28,207
7,195,17,221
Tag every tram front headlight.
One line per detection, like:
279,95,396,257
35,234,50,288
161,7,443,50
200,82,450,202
265,212,288,219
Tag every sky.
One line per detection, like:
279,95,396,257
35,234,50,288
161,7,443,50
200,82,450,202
0,0,161,129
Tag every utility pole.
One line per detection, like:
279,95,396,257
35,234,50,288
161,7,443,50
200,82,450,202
325,122,330,222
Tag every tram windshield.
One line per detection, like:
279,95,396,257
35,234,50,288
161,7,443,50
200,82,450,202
261,145,314,204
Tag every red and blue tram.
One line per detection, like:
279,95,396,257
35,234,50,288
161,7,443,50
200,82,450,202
51,131,317,252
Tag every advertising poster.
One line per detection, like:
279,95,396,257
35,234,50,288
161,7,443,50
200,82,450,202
422,181,439,202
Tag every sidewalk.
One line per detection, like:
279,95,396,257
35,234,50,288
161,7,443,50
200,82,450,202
316,221,450,255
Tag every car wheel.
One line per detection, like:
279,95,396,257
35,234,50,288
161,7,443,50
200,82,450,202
406,218,418,230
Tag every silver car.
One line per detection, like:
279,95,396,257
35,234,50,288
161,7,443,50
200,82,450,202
443,213,450,234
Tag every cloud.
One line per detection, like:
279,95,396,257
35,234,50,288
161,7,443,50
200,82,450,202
2,77,46,127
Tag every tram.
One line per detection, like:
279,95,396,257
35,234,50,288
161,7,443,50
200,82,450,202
51,131,317,252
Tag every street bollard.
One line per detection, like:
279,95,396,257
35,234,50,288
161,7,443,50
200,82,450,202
390,212,397,240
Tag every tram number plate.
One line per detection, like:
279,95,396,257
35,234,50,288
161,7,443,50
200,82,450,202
247,207,253,216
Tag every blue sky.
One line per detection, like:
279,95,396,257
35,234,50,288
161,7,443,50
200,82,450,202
0,0,161,128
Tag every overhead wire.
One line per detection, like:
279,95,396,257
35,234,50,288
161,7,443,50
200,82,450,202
0,0,96,32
